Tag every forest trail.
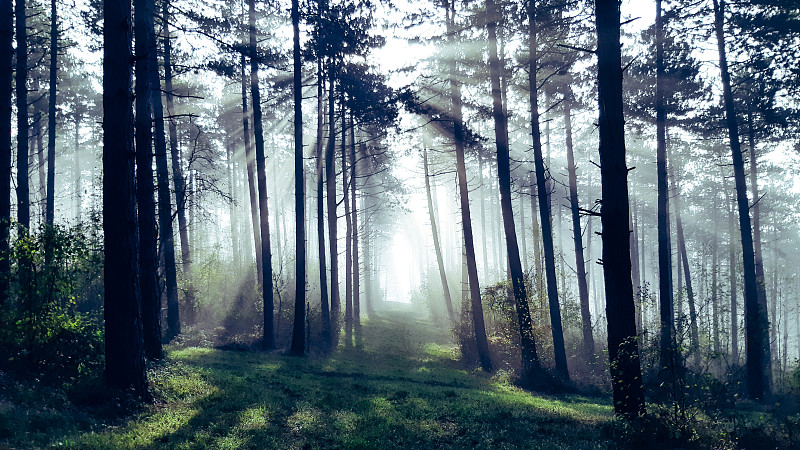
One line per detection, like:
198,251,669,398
44,306,614,449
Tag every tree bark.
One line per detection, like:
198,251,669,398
0,0,10,305
326,70,340,343
134,0,162,360
527,0,567,379
289,0,306,355
655,0,676,375
148,47,180,340
249,0,275,350
713,0,770,399
350,117,360,335
595,0,645,416
103,0,148,397
315,56,331,347
425,148,455,322
564,93,593,361
342,99,353,344
15,0,29,230
727,177,738,365
747,107,771,380
44,0,56,228
446,0,490,372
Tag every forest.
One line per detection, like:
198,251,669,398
1,0,799,448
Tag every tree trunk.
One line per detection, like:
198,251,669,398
148,47,180,340
163,2,192,279
350,117,360,335
249,0,275,350
342,99,353,344
595,0,645,416
326,71,340,343
0,0,11,305
15,0,29,231
527,0,567,379
103,0,148,397
289,0,306,355
530,172,543,298
747,107,772,381
669,148,698,358
655,0,676,375
713,0,770,399
135,0,162,360
728,178,738,365
446,0,490,372
45,0,56,228
490,0,542,382
240,59,262,281
630,199,642,332
425,148,455,322
315,57,331,347
226,141,240,268
479,153,488,282
564,93,593,361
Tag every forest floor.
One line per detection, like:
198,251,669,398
2,303,623,449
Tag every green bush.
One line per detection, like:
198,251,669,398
0,220,104,385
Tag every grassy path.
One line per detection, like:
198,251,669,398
25,306,616,449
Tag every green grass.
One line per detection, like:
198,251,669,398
8,306,618,449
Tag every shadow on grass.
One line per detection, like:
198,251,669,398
62,307,614,449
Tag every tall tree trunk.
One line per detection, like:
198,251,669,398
226,142,240,268
479,153,488,282
241,48,262,281
342,99,353,344
249,0,275,350
530,172,543,297
564,93,593,361
45,0,56,228
655,0,676,375
103,0,147,397
527,0,567,379
713,0,770,399
163,2,191,279
15,0,29,230
669,148,698,357
727,177,739,365
325,71,340,343
446,0,490,372
712,215,720,356
747,107,771,380
350,117,360,334
630,199,642,332
595,0,645,416
489,0,542,381
315,58,331,347
425,148,455,322
289,0,306,355
0,0,11,305
150,47,180,340
135,0,162,360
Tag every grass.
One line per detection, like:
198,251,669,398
5,305,617,449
